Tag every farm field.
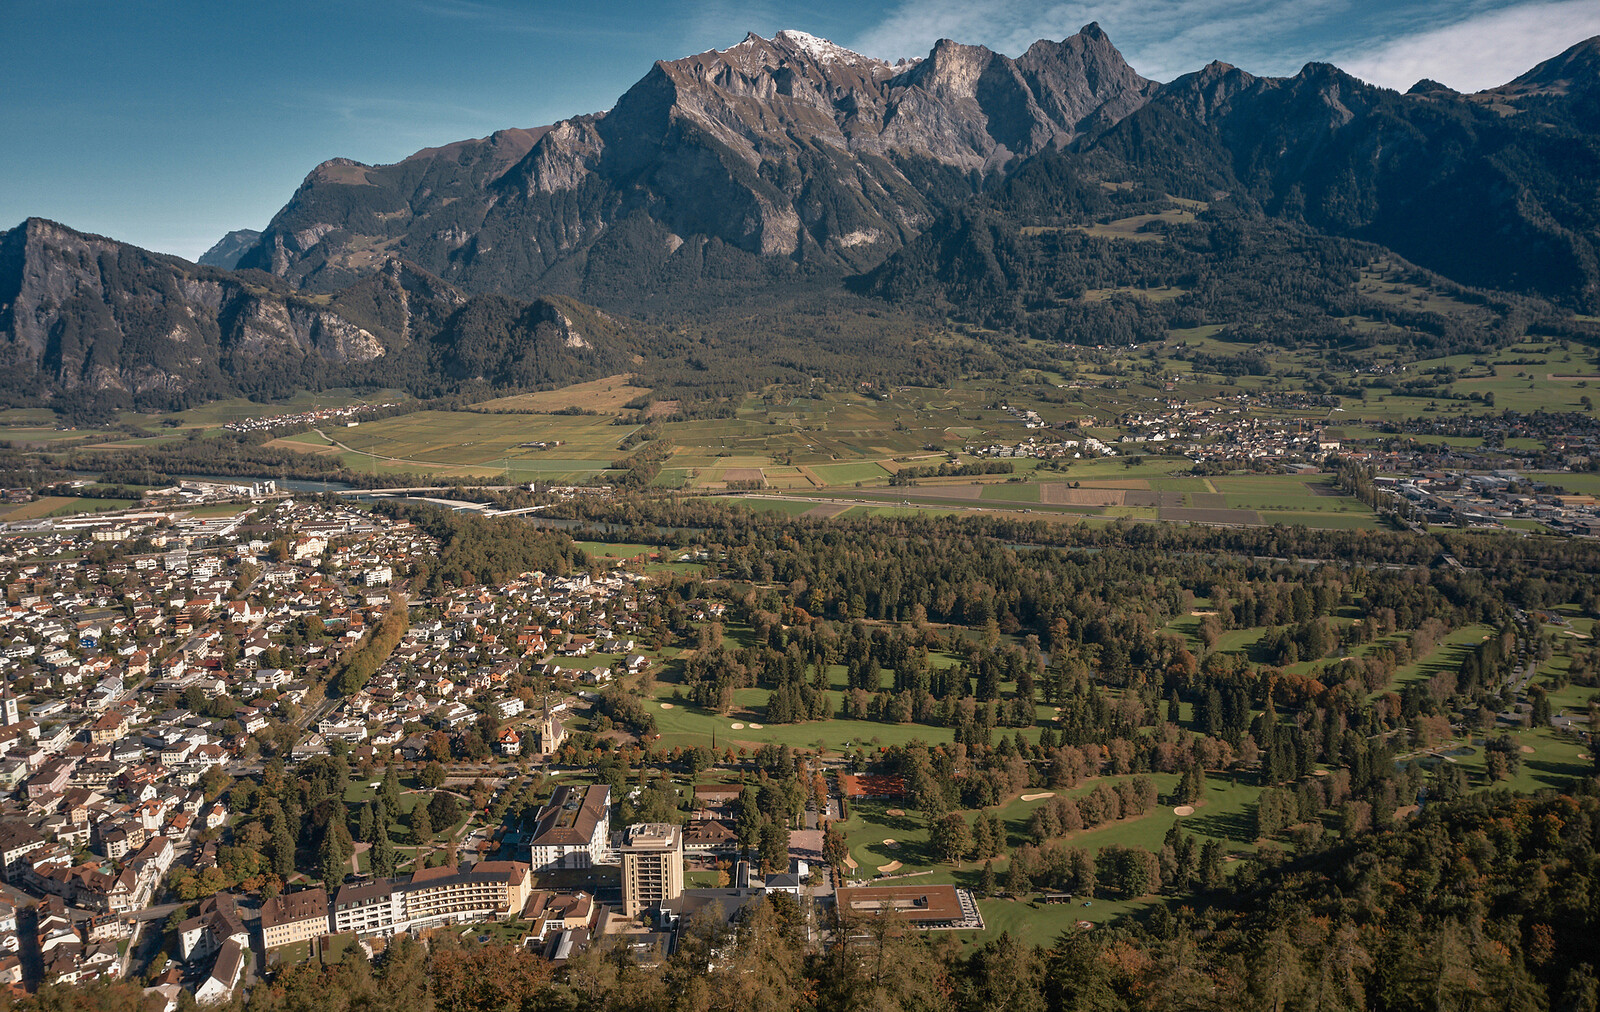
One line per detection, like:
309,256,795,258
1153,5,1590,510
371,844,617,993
0,496,140,520
472,374,651,414
705,467,1382,529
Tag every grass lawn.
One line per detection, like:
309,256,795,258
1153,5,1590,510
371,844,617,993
975,893,1159,945
1389,624,1494,694
274,939,312,966
321,932,358,963
649,691,956,752
1446,726,1595,793
834,772,1260,887
464,919,541,945
0,497,80,521
184,503,255,518
343,780,425,815
573,540,664,561
978,483,1041,503
46,497,139,517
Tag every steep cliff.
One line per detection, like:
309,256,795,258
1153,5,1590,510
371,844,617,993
233,25,1155,305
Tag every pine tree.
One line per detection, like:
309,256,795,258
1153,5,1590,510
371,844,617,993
987,812,1007,857
971,813,995,859
271,816,295,879
371,823,397,877
1005,857,1031,897
735,788,762,853
381,764,402,810
932,813,971,866
410,802,433,845
980,859,997,898
319,827,346,891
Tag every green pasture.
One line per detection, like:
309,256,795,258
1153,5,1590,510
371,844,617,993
808,461,894,485
45,497,139,517
331,411,624,469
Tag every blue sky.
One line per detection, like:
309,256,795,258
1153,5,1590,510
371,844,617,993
3,0,1595,261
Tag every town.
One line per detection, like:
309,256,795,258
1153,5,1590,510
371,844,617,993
0,493,963,1005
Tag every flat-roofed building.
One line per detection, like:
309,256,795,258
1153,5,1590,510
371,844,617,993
832,884,984,931
619,823,683,917
527,784,610,870
260,888,330,949
332,879,402,937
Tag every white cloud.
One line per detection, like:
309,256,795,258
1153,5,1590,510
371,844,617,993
844,0,1354,80
843,0,1600,86
1333,0,1600,92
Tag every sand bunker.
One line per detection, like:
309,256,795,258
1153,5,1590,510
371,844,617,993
1313,769,1329,776
659,702,674,709
879,861,902,873
1520,745,1535,754
1021,792,1056,802
730,723,745,729
885,808,906,817
881,839,897,848
747,723,764,729
843,856,858,870
1172,805,1195,817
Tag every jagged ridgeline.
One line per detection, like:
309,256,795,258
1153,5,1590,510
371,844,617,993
0,219,631,415
230,25,1600,315
230,25,1159,308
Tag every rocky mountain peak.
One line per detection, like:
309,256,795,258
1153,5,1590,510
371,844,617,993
772,30,875,67
1015,23,1157,134
1156,60,1258,124
904,38,1000,99
230,24,1164,296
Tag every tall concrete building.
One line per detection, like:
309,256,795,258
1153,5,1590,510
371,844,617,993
619,823,683,917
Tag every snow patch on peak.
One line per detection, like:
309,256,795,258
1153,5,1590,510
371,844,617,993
775,29,867,65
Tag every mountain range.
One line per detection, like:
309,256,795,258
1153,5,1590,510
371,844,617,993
0,218,631,414
5,25,1600,413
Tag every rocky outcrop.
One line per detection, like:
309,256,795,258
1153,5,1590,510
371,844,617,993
0,219,388,410
197,229,262,270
